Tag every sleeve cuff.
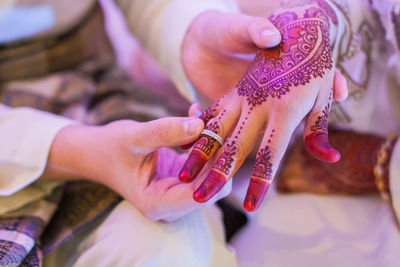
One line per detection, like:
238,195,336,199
389,138,400,223
0,106,75,196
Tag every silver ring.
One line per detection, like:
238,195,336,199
201,129,224,146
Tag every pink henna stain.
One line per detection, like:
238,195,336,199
180,105,218,149
244,179,270,212
305,132,340,163
237,8,333,105
179,120,221,182
305,90,340,163
244,146,273,211
193,169,227,203
179,150,208,183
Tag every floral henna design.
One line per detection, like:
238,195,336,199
316,0,338,25
214,141,238,175
193,120,221,156
244,145,274,211
238,7,332,106
193,141,239,203
179,110,227,182
180,101,220,150
311,104,329,131
252,147,274,182
305,90,339,162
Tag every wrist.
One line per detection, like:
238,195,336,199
41,124,104,184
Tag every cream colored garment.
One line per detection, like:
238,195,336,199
0,104,72,213
114,0,239,102
44,201,237,267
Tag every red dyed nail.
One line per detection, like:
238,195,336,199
243,196,256,211
243,178,270,212
305,132,340,163
179,150,208,183
193,169,227,203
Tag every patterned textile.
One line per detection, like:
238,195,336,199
0,3,187,266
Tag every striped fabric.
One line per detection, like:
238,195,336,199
0,2,186,265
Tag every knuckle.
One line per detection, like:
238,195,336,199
273,99,298,115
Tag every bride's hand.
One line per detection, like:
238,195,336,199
179,3,347,211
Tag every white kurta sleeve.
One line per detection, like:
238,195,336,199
0,104,75,196
114,0,239,102
389,139,400,224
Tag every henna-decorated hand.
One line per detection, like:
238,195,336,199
179,2,348,212
182,10,283,102
277,129,396,195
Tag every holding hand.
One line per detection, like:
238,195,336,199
44,114,230,221
180,3,347,212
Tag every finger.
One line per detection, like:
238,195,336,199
140,117,204,149
333,69,348,102
197,11,281,54
180,101,222,150
179,108,240,183
193,111,264,203
304,89,341,163
247,17,282,48
180,104,203,150
243,117,298,212
188,103,202,118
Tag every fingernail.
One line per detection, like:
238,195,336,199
243,196,255,212
194,109,202,118
183,118,202,136
194,170,226,203
178,150,208,182
305,132,341,163
260,29,281,47
193,187,208,203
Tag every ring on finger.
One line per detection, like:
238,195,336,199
201,129,224,146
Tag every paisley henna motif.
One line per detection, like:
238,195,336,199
238,8,332,106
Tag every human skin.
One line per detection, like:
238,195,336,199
181,5,348,103
180,0,346,212
40,113,231,221
278,129,397,195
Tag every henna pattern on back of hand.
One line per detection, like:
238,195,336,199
237,7,332,107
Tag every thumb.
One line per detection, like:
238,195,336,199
246,15,282,48
194,11,281,54
141,117,204,149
